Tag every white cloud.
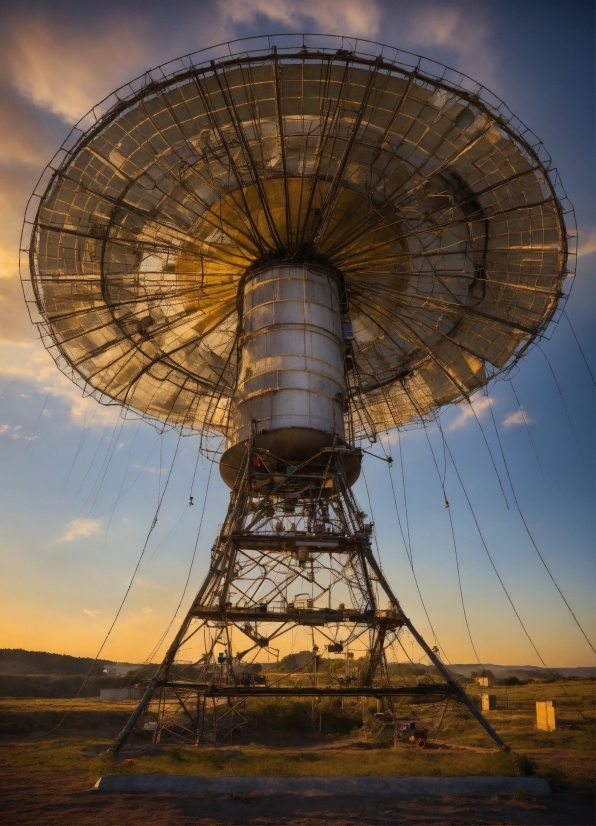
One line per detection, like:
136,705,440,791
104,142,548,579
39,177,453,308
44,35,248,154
219,0,381,37
58,518,101,542
4,17,153,123
447,395,492,431
502,407,534,428
397,4,498,88
0,244,36,343
4,424,37,440
0,340,122,429
577,230,596,258
10,424,37,441
83,608,100,617
49,374,122,428
132,463,161,475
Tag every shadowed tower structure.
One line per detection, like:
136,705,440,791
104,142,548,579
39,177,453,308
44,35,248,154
22,35,572,750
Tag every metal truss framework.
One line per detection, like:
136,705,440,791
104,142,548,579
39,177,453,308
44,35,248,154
113,441,504,751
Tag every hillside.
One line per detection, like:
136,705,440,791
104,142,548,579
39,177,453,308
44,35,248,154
0,649,139,677
2,649,594,681
450,663,596,679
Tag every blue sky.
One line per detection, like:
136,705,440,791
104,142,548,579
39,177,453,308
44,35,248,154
0,0,594,666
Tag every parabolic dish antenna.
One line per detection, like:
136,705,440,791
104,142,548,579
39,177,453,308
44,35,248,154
21,35,574,752
23,35,570,460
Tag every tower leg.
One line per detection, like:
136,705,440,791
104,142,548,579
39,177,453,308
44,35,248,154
405,619,505,748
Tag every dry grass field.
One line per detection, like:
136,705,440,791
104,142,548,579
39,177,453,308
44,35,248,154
0,680,594,824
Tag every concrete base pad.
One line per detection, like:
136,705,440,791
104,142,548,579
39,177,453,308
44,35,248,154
94,775,550,796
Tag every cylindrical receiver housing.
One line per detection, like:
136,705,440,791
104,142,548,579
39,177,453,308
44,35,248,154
220,263,349,486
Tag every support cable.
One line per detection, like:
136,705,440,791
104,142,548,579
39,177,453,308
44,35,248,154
360,467,382,564
84,417,127,516
70,418,118,505
562,309,595,387
436,418,591,716
380,432,450,665
140,502,193,575
468,399,510,509
60,398,96,494
508,379,546,484
38,431,183,737
537,343,586,469
129,458,214,682
482,387,596,656
418,418,485,669
93,434,161,518
97,423,143,553
189,437,203,503
24,373,58,456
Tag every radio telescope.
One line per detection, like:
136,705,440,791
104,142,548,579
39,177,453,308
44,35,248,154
22,35,570,750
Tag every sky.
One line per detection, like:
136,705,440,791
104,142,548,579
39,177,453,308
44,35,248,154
0,0,594,668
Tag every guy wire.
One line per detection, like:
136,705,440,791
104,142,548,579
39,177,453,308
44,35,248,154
482,386,596,656
84,417,127,516
468,398,510,509
39,429,183,737
437,418,590,719
24,372,58,456
537,343,586,470
93,433,161,519
360,466,382,564
71,418,118,505
380,431,450,665
130,458,214,682
97,422,143,553
60,397,95,494
420,416,485,669
562,309,595,386
508,378,546,484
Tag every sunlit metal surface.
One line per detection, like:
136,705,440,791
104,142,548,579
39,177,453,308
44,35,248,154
22,34,572,445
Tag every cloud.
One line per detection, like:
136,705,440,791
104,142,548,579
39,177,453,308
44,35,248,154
0,244,38,343
58,518,101,542
0,82,65,167
48,374,122,428
10,424,37,441
0,423,38,440
447,395,492,431
0,339,122,428
83,608,100,617
132,463,161,475
396,3,498,88
577,230,596,258
502,407,534,428
219,0,382,37
3,16,154,123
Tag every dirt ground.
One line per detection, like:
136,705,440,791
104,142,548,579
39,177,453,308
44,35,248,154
0,767,594,826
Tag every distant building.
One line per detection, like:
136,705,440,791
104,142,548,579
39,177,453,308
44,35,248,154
102,665,118,675
475,676,490,687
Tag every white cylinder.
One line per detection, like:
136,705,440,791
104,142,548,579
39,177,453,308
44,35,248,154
223,263,347,475
232,263,346,444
